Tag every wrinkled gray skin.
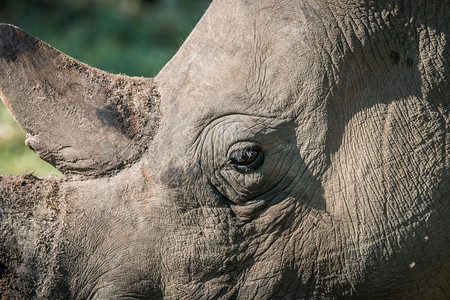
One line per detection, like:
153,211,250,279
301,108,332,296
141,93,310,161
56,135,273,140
0,0,449,299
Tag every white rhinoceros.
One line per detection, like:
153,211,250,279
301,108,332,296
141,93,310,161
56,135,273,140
0,0,449,299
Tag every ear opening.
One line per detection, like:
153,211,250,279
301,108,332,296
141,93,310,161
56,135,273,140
0,24,160,178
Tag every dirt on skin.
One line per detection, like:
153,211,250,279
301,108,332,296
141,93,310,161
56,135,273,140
0,174,61,299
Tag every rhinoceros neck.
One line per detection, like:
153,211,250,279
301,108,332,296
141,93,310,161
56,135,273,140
0,174,67,299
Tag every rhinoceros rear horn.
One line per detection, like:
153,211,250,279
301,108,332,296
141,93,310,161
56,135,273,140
0,24,160,177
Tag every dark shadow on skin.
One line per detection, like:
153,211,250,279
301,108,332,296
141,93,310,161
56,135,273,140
266,121,327,213
321,3,449,297
251,154,327,217
269,6,450,295
96,103,132,138
0,24,38,63
325,3,448,155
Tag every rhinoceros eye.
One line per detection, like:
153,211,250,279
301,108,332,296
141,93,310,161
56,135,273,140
228,145,264,172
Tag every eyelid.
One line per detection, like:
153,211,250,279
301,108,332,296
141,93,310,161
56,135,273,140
226,141,263,156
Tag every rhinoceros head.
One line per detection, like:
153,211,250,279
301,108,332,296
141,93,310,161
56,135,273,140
0,0,449,299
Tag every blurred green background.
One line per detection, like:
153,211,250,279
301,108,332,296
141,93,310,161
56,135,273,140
0,0,210,177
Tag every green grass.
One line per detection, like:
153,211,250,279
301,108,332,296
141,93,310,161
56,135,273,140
0,0,210,177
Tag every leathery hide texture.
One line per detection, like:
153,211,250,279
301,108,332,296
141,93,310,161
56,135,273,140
0,0,449,299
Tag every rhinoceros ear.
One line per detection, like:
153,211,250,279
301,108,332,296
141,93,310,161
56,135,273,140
0,24,160,177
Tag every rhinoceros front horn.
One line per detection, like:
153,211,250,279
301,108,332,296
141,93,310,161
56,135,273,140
0,24,160,177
